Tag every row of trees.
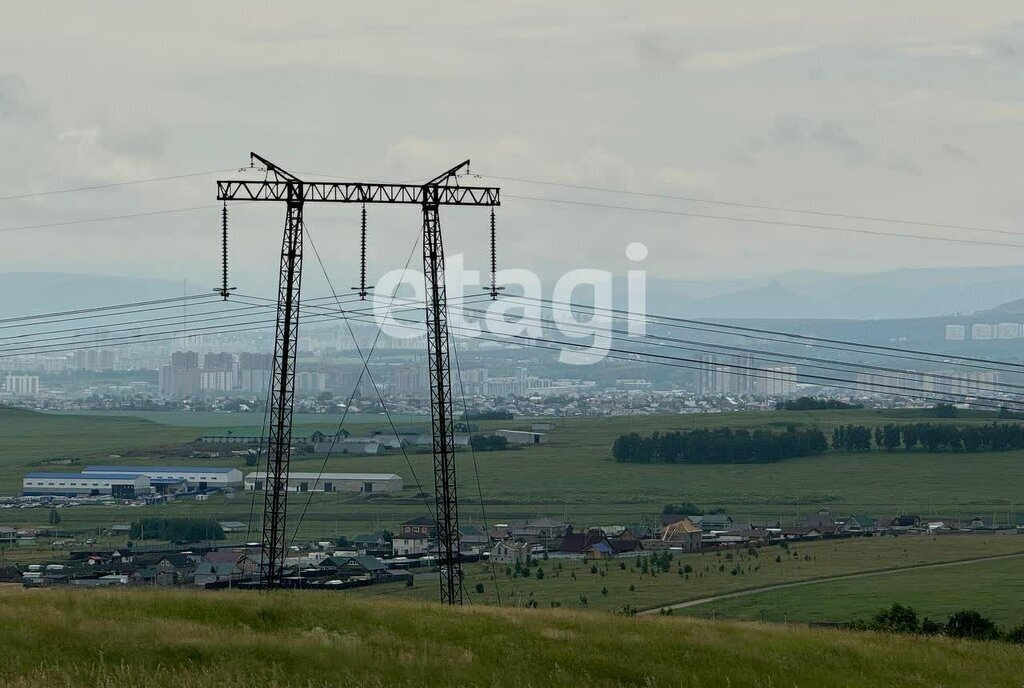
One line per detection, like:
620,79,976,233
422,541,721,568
461,410,513,420
861,603,1024,643
469,434,511,451
776,397,863,411
612,427,829,464
832,422,1024,453
129,518,224,542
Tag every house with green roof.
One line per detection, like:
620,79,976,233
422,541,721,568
844,515,878,533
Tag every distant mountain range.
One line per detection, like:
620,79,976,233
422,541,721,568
4,266,1024,322
639,265,1024,320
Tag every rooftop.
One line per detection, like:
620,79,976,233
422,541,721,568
244,472,401,481
84,466,241,474
24,472,144,480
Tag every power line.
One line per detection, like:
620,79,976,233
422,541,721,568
502,294,1024,373
443,301,1024,395
0,169,234,202
298,303,1024,410
0,205,218,234
0,293,220,327
476,172,1024,239
503,194,1024,250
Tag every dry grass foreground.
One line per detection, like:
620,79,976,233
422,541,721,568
1,586,1022,687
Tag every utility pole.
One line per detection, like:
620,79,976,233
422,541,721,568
216,154,499,601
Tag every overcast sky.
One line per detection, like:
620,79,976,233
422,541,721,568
3,2,1024,293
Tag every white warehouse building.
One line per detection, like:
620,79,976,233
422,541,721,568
495,429,548,445
244,472,403,494
23,472,150,498
82,466,243,489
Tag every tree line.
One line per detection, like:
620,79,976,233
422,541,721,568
612,426,829,464
832,422,1024,453
859,603,1023,643
776,397,863,411
130,518,224,542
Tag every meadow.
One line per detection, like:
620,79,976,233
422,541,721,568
1,586,1022,687
3,406,1023,539
682,555,1024,626
353,533,1024,613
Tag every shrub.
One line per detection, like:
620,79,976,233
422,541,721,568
1004,625,1024,644
945,610,1000,640
868,603,920,634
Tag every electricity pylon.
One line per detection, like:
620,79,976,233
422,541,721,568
217,154,500,603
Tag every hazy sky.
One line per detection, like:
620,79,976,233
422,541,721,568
3,2,1024,293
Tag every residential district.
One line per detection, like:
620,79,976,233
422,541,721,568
3,505,1020,590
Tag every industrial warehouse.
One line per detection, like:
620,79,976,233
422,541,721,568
21,466,244,497
243,472,403,494
21,472,153,498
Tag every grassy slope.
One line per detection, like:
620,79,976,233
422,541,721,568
353,534,1024,612
3,407,1023,537
684,555,1024,626
1,587,1022,688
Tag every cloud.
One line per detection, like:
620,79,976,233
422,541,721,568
941,143,975,162
632,33,810,72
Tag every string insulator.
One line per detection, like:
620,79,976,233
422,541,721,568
215,201,235,300
483,206,504,300
351,203,373,299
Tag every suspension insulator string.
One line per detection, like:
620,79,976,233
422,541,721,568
216,201,235,299
484,206,503,299
352,203,372,299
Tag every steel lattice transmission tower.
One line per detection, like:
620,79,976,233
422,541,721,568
217,154,499,602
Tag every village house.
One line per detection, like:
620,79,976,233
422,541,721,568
657,517,703,551
352,532,392,558
688,513,734,532
507,517,572,543
393,516,433,556
801,509,836,529
458,525,489,551
490,540,531,565
843,515,878,533
318,555,388,581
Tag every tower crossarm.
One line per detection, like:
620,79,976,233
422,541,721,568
217,180,499,206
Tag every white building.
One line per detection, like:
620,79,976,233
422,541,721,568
756,366,798,396
4,375,39,396
23,472,150,498
996,323,1021,340
495,429,548,445
971,323,993,340
82,466,243,489
243,471,403,494
199,369,234,392
944,324,966,341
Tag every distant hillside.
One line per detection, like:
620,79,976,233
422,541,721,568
0,272,198,319
6,265,1024,322
982,296,1024,317
0,588,1020,687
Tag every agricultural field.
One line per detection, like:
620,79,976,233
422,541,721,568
681,555,1024,626
351,533,1024,614
1,586,1022,688
352,532,1024,606
2,406,1023,538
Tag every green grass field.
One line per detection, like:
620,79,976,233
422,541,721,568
353,534,1024,613
683,555,1024,626
3,406,1023,539
0,586,1021,687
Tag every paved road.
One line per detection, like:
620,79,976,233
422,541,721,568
638,551,1024,616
